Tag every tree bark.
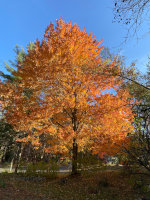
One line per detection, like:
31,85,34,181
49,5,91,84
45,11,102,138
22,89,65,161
72,138,78,175
15,143,23,174
9,157,14,172
1,146,7,163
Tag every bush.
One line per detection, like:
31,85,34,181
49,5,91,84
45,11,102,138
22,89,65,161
46,160,59,179
26,162,37,175
25,160,59,179
77,152,103,172
128,174,150,194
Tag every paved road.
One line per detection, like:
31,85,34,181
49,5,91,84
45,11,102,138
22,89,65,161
0,166,72,173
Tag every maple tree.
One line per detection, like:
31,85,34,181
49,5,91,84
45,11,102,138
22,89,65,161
0,18,135,174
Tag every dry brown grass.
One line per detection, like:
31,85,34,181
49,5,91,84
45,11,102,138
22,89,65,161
0,170,149,200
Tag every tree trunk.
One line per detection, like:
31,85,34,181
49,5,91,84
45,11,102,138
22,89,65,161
1,146,7,163
15,143,23,174
9,157,14,172
72,138,78,175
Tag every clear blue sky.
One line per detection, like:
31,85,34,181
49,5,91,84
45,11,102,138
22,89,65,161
0,0,150,74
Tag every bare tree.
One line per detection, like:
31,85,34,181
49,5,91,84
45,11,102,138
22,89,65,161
113,0,150,39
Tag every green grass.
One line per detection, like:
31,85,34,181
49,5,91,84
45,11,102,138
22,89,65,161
0,169,149,200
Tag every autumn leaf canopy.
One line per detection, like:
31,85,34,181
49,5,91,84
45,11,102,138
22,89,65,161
0,18,135,156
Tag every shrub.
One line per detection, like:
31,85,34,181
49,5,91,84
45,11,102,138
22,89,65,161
25,160,59,179
77,152,103,172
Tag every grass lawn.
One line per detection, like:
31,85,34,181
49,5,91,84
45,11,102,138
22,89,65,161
0,169,149,200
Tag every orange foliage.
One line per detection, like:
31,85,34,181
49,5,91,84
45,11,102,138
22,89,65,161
0,18,135,156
